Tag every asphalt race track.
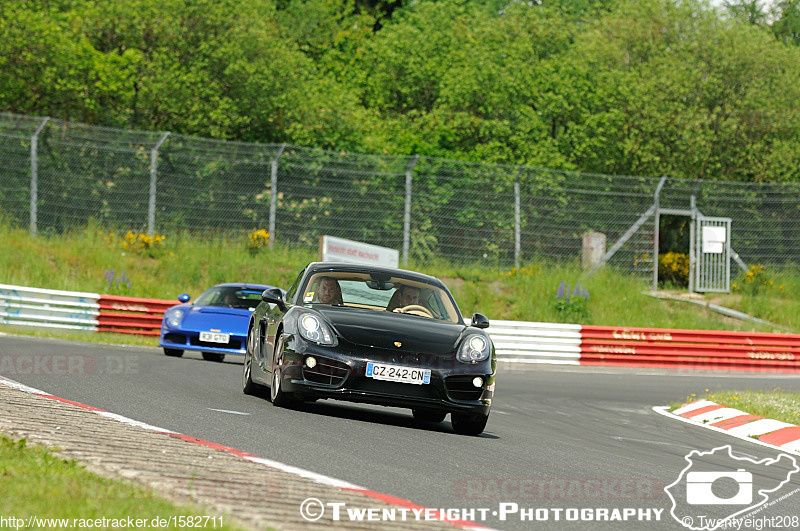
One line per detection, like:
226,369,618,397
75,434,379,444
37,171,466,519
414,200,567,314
2,334,800,530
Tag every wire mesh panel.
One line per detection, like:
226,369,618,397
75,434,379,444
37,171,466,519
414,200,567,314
3,111,800,278
0,113,47,228
520,169,660,277
275,146,410,250
156,134,282,234
413,158,517,266
35,119,165,233
695,179,800,267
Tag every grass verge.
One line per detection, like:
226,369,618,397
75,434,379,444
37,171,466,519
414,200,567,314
0,434,244,530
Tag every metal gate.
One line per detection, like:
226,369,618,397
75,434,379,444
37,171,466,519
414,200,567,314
692,215,732,292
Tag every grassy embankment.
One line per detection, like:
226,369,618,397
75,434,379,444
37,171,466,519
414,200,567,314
2,221,799,341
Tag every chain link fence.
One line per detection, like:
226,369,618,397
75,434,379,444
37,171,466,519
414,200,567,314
2,111,799,278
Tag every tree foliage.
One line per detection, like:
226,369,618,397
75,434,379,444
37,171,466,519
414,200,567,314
2,0,800,182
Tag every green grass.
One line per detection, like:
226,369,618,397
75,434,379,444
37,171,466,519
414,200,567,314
2,221,797,335
0,434,244,530
670,389,800,426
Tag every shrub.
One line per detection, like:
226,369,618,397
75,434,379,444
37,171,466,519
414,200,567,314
658,251,689,287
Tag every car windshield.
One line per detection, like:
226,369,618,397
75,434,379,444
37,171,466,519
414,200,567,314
194,286,263,310
300,271,461,323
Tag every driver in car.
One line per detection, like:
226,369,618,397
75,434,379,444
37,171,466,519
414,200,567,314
388,285,421,312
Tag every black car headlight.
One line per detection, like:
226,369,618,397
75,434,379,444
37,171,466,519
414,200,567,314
164,308,184,328
457,334,491,364
298,313,336,346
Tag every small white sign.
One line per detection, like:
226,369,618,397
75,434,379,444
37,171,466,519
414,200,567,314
319,235,399,267
702,226,727,254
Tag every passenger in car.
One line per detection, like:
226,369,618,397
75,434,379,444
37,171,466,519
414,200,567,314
315,276,343,305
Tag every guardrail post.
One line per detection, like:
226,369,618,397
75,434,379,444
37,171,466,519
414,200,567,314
148,132,170,237
402,155,420,266
269,144,286,249
29,117,50,236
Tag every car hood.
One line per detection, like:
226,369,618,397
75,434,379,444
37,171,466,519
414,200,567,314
315,306,465,355
176,305,253,332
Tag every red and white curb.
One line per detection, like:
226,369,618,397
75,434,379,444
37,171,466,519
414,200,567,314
653,400,800,454
0,376,489,530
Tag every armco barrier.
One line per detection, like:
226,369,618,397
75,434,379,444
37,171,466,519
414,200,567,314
4,282,800,373
0,283,99,331
97,295,176,336
486,320,581,365
580,325,800,373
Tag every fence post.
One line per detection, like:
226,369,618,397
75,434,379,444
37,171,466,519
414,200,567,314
652,176,667,291
402,155,420,266
269,143,286,249
148,132,170,237
29,117,50,236
515,168,523,270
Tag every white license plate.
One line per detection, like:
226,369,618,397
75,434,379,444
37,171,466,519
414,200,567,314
366,362,431,385
199,331,230,344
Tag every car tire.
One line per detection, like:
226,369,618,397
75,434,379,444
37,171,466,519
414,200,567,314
270,335,297,408
242,351,266,397
243,324,266,396
412,409,447,423
163,348,184,357
451,413,489,436
202,352,225,363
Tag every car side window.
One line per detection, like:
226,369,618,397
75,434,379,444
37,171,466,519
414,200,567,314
285,269,305,304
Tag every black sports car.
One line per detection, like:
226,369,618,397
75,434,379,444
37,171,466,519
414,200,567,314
243,262,496,435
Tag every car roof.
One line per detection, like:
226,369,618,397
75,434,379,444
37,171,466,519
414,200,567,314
305,262,446,287
212,282,280,291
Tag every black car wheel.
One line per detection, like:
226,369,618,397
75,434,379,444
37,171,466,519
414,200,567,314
270,335,297,408
451,413,489,436
202,352,225,363
412,409,447,423
163,348,184,357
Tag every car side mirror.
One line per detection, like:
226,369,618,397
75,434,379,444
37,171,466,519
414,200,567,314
470,313,489,329
178,293,190,303
262,287,287,311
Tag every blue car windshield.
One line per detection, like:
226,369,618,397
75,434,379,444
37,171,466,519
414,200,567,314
300,272,461,323
195,287,262,310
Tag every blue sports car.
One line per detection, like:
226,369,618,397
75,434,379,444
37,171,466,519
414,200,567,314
159,283,283,362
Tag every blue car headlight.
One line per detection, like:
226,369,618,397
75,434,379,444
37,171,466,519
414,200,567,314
298,313,336,346
164,308,184,328
457,334,491,364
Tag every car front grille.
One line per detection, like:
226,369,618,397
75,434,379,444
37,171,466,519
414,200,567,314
163,333,186,345
444,376,484,402
303,357,349,386
354,378,443,399
190,337,241,349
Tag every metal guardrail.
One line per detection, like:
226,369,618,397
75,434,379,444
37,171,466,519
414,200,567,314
483,320,581,365
3,282,800,372
580,325,800,373
97,295,176,336
0,283,99,331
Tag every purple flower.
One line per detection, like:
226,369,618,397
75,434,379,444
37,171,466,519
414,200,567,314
557,280,566,300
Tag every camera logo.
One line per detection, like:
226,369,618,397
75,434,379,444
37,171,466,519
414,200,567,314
665,445,799,531
686,469,752,505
